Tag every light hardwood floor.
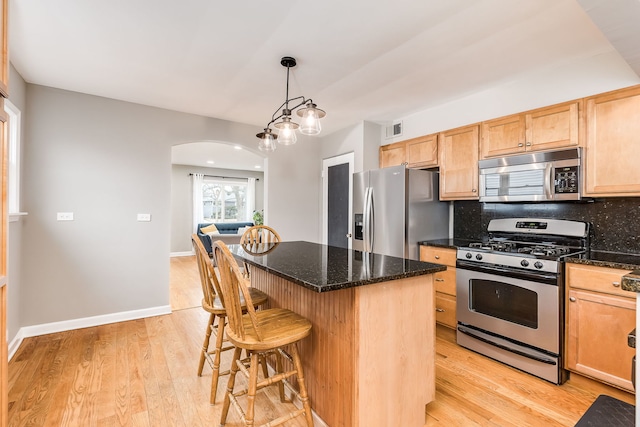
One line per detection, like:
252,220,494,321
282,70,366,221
7,255,635,426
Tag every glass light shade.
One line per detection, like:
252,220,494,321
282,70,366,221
297,103,325,135
274,117,299,145
256,128,278,152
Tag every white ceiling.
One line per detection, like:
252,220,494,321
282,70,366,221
172,142,264,171
8,0,640,170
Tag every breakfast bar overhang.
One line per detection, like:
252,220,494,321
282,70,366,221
227,241,446,427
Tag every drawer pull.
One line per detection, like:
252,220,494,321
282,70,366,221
613,281,621,287
569,297,577,302
435,278,444,282
435,308,445,313
434,255,440,259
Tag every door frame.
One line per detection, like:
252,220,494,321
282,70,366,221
322,152,354,248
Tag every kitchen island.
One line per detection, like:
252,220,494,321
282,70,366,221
226,241,446,427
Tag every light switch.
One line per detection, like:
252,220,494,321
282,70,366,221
137,213,151,222
57,212,74,221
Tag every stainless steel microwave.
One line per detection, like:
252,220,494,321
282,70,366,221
478,148,582,202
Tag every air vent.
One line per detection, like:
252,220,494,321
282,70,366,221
385,121,403,139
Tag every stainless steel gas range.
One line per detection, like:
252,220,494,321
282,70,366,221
456,218,590,384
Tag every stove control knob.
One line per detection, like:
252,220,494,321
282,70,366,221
520,260,529,267
475,254,483,261
534,261,544,269
465,252,472,259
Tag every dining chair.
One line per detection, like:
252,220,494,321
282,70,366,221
191,234,269,405
240,225,281,278
214,241,314,427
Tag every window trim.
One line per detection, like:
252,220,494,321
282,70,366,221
5,99,26,222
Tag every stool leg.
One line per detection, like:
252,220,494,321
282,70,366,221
259,354,269,379
245,352,260,427
220,347,242,426
198,313,215,376
291,344,314,427
210,315,226,404
275,351,287,402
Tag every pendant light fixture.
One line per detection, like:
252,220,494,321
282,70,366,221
256,56,326,152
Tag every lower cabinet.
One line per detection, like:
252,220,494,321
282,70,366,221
565,263,636,392
420,246,457,329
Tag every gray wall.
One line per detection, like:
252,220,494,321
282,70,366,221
17,83,320,332
170,164,264,254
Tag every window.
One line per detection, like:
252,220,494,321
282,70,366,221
202,179,249,222
5,99,22,220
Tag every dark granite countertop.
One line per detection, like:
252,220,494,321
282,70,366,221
227,241,447,293
565,251,640,271
419,238,476,250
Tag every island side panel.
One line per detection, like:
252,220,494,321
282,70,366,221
354,275,436,427
251,269,357,427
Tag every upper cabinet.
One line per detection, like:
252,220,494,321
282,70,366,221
584,85,640,197
379,141,406,168
379,134,438,169
481,101,580,159
0,0,7,97
439,124,479,200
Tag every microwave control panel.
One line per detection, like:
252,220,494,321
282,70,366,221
554,166,579,193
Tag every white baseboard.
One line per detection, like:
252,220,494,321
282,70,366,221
8,305,172,360
170,251,194,257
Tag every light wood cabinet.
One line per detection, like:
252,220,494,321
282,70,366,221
584,85,640,196
439,124,479,200
565,263,636,392
481,101,580,159
379,134,438,169
379,141,406,168
420,246,457,329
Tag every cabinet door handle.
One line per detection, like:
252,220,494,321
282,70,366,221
526,142,532,146
435,278,444,282
436,308,445,312
518,143,524,147
569,297,577,302
434,255,440,259
613,281,621,287
472,189,477,193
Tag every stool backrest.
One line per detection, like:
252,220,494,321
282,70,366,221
213,240,263,342
192,234,223,308
240,225,281,246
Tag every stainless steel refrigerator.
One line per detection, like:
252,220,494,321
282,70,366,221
352,166,449,260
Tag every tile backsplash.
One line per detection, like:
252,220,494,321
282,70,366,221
454,198,640,254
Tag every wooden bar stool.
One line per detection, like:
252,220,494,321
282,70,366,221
214,241,314,427
192,235,269,405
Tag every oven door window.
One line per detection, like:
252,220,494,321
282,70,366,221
470,279,538,329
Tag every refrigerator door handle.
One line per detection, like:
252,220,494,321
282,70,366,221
363,187,370,251
362,187,371,252
368,188,374,252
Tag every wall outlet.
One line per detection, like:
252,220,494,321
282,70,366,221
57,212,74,221
137,213,151,222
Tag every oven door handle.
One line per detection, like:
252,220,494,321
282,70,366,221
457,325,557,365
